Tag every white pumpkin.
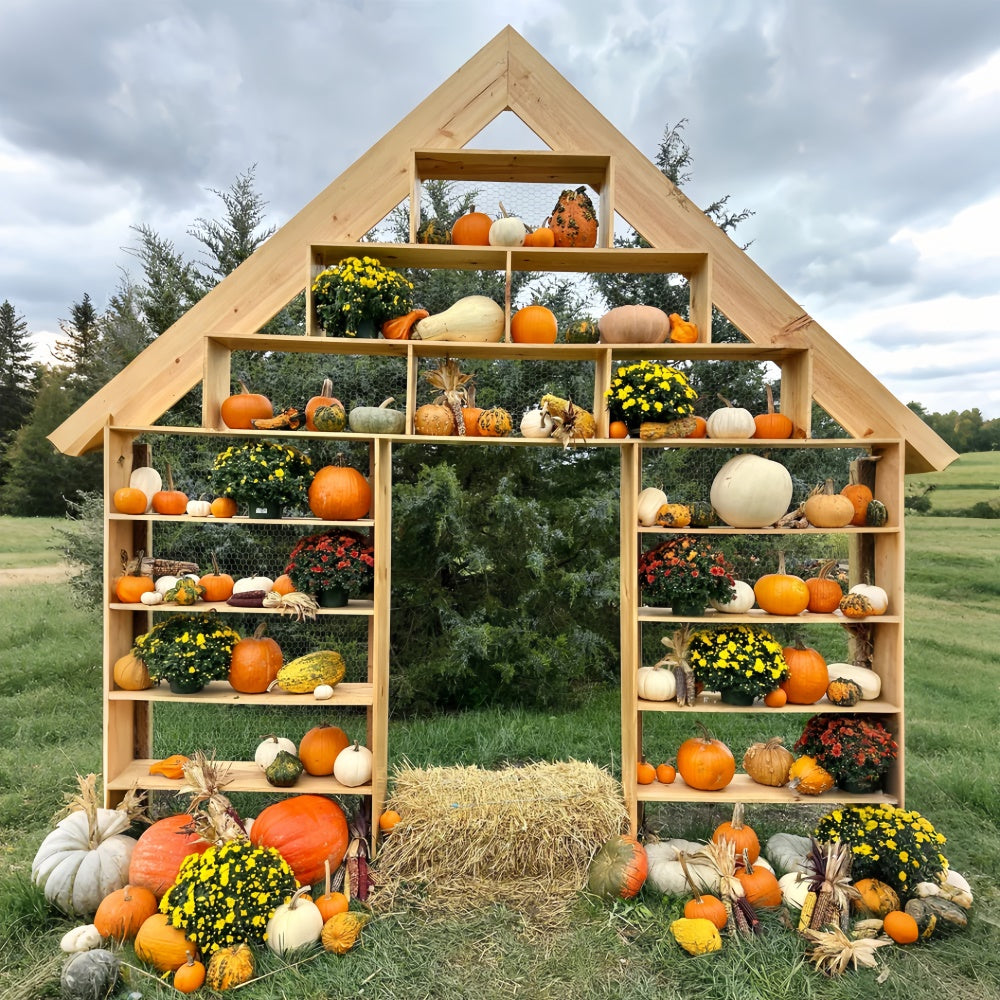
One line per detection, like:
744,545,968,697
825,663,881,700
636,664,676,702
705,401,755,439
488,213,526,247
333,741,373,787
710,454,793,528
313,684,335,701
129,467,161,512
637,487,668,527
186,498,212,517
254,735,297,769
778,871,812,910
31,809,137,917
644,840,719,895
849,583,888,615
265,885,324,955
765,832,812,874
60,923,103,953
520,407,555,438
154,573,199,596
709,579,755,614
233,576,274,595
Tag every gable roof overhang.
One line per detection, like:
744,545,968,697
48,26,956,474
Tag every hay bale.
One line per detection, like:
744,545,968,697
371,759,626,921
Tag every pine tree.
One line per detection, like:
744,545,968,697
0,299,38,487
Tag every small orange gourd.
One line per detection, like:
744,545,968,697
787,755,835,795
477,407,513,437
523,225,556,247
805,559,844,613
655,762,676,784
510,305,558,343
198,552,235,603
883,909,919,944
381,309,429,340
321,911,370,955
636,758,656,785
315,859,350,923
668,312,699,344
174,952,206,994
148,754,190,780
752,384,794,439
841,482,874,527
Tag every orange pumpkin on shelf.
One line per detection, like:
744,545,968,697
609,420,629,439
779,640,829,704
752,384,794,439
841,482,875,527
450,208,493,246
805,559,844,613
308,460,372,520
271,573,296,595
687,415,708,439
228,623,283,694
414,403,456,436
298,723,350,776
636,758,656,785
477,407,513,437
523,225,556,248
221,380,272,429
210,496,238,518
510,304,558,343
115,567,154,604
753,552,809,616
676,727,735,791
113,487,147,515
305,378,343,432
198,553,235,603
151,466,188,516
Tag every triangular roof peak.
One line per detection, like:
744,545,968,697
50,25,954,473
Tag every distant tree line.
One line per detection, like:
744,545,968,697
906,402,1000,454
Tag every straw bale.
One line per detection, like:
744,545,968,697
371,759,627,921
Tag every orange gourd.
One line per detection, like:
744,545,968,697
315,859,349,922
128,814,211,899
736,849,782,908
151,465,188,516
381,309,429,340
805,559,843,613
198,552,234,603
687,416,708,438
414,403,456,436
93,883,159,941
210,496,237,518
148,754,190,780
679,853,727,929
763,688,788,708
656,763,676,784
787,755,835,795
113,487,147,515
308,460,372,520
549,186,598,247
461,407,483,436
676,727,735,791
636,758,656,785
609,420,629,439
174,952,206,994
523,225,556,247
510,304,558,343
668,312,699,344
753,552,809,616
451,208,493,245
779,640,829,704
841,482,874,527
379,809,402,832
134,913,195,973
271,573,296,595
305,378,343,432
752,384,794,439
228,623,283,694
298,723,350,776
883,909,919,944
711,803,759,863
221,379,272,429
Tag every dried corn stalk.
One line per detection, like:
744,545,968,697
654,626,696,706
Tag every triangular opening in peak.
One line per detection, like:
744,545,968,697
464,111,551,151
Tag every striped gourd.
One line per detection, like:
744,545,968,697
275,651,346,693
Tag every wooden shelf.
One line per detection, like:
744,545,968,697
636,608,900,624
637,696,899,714
109,599,375,616
635,773,898,806
108,680,374,707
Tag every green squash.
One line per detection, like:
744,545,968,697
563,318,599,343
904,896,969,938
61,949,120,1000
313,402,347,433
866,499,888,527
417,218,450,244
265,750,304,787
688,501,718,528
349,398,406,435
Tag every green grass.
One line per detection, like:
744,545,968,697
2,501,1000,999
908,451,1000,514
0,516,66,568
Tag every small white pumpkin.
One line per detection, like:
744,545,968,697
233,576,274,595
636,664,676,702
154,573,199,596
254,735,297,769
333,741,373,787
488,208,526,247
60,923,103,953
520,407,555,438
265,885,324,956
709,579,755,614
313,684,335,702
705,399,755,439
186,497,212,517
710,454,793,528
637,487,668,527
129,467,162,511
824,663,881,700
849,583,888,615
140,591,164,606
765,832,812,874
778,871,811,910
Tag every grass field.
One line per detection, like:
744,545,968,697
0,480,998,999
908,451,1000,513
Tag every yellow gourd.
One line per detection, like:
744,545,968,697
206,943,254,990
321,911,370,954
410,296,504,342
670,916,723,955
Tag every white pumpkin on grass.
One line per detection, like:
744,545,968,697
710,454,793,528
265,885,324,955
779,871,812,910
333,741,374,787
644,840,719,896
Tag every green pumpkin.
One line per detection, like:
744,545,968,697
563,318,599,343
313,402,347,432
265,750,304,788
904,896,969,938
865,499,888,527
688,501,718,528
61,949,120,1000
349,398,406,435
417,218,451,244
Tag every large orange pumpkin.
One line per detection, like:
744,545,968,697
805,559,843,614
308,462,372,520
736,852,782,908
779,640,829,704
510,305,558,343
228,623,283,694
249,794,349,887
298,724,350,776
753,553,810,616
451,209,493,245
676,729,735,791
220,380,272,429
128,814,211,899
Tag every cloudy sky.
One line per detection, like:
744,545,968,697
2,0,999,417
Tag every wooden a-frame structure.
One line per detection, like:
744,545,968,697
49,25,955,473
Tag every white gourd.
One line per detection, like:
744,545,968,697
705,403,755,439
333,741,373,787
644,841,719,895
636,664,676,702
710,454,793,527
233,576,274,594
254,735,297,769
411,296,505,342
520,407,555,438
849,583,888,614
636,487,668,526
60,923,103,953
488,214,526,247
779,871,812,909
824,663,881,700
709,579,755,613
186,498,212,517
765,832,812,874
265,886,324,955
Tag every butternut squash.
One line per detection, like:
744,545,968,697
411,296,505,342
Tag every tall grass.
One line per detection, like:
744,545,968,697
1,500,998,999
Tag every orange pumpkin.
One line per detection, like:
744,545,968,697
523,225,556,248
841,482,874,527
763,688,788,708
636,758,656,785
128,814,211,899
549,186,598,248
414,403,456,436
228,623,283,694
752,384,794,439
221,380,272,429
461,407,483,436
687,415,708,439
113,487,147,515
93,883,159,941
378,809,402,832
305,378,343,432
736,850,782,908
151,466,188,516
805,559,843,613
711,803,759,863
655,763,676,784
753,552,809,616
608,420,629,439
174,952,206,994
451,209,493,245
198,553,234,603
510,304,558,343
315,858,350,922
586,835,648,899
115,572,154,604
298,723,350,776
381,309,429,340
779,640,829,704
883,909,919,944
134,913,195,972
676,728,735,791
210,496,237,518
308,461,372,520
271,573,296,595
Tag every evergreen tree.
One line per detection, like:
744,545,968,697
0,299,36,458
126,225,203,336
51,293,100,377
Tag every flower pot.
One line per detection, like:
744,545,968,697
669,597,705,617
348,317,377,338
248,502,283,519
837,775,884,794
168,676,206,694
316,586,349,608
718,688,755,706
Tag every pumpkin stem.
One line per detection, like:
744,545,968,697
764,383,777,415
678,851,706,902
